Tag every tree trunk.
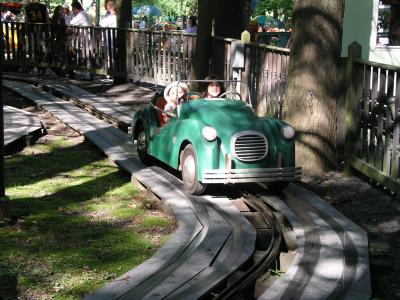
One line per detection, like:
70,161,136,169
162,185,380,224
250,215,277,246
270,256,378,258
114,0,132,84
194,0,250,80
214,0,250,39
193,0,214,80
284,0,344,174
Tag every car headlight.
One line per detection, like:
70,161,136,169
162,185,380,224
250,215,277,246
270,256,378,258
202,126,217,141
282,125,295,139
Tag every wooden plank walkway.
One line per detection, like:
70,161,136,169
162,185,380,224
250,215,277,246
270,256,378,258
3,79,143,173
3,105,44,146
4,73,133,130
258,184,371,300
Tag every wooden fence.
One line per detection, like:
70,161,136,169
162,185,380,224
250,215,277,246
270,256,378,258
212,37,290,118
1,21,288,117
345,52,400,193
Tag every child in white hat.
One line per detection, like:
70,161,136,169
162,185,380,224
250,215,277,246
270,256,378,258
163,81,189,114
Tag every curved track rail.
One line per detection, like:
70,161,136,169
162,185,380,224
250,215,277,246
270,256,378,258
212,193,282,299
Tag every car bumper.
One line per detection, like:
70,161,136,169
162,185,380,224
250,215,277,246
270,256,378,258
201,167,302,184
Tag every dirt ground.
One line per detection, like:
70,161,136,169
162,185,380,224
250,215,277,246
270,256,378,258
3,76,400,299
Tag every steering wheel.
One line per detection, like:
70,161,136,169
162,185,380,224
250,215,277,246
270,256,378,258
219,91,242,100
187,91,203,100
178,94,189,104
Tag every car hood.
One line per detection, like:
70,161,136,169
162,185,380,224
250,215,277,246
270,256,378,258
180,99,265,133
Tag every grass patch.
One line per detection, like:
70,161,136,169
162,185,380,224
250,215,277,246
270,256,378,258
1,138,175,299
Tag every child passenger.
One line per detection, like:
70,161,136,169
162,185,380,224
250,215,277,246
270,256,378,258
163,81,189,119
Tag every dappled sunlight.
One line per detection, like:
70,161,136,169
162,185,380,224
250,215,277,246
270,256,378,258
5,139,106,189
1,169,173,299
285,4,344,172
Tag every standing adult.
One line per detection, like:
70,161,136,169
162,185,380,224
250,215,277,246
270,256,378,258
185,16,197,33
63,4,72,25
100,0,116,73
51,5,65,25
25,0,49,23
184,16,197,59
99,0,116,28
68,1,92,78
50,5,67,76
86,1,96,26
25,0,49,73
70,1,91,26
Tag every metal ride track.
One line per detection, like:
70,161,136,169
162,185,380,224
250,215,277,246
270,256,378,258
2,76,371,299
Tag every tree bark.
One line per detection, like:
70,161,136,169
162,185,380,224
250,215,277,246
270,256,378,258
284,0,344,174
114,0,132,84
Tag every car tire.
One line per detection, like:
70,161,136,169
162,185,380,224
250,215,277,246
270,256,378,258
181,144,207,195
267,181,289,193
136,125,152,165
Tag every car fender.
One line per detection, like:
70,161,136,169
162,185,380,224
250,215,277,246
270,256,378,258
131,105,158,143
261,117,296,166
172,119,220,180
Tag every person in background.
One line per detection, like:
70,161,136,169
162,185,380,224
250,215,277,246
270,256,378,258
50,5,67,76
70,1,91,26
185,15,197,33
25,0,49,23
51,5,65,25
87,1,96,26
176,16,183,30
3,10,15,22
63,4,72,25
24,0,49,73
100,0,116,28
139,16,147,30
202,76,225,99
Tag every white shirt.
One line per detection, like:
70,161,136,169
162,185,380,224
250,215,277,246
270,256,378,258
70,10,92,26
100,12,116,27
64,14,72,25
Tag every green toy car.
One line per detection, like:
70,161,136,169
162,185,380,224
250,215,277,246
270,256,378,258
131,80,301,195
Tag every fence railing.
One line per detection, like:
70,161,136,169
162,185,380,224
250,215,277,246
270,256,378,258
2,21,289,118
345,54,400,193
1,22,196,81
212,37,290,118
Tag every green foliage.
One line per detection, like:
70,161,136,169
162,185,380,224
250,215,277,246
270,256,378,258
253,0,293,25
132,0,197,16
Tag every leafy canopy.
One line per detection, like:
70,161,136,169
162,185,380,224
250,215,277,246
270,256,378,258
253,0,293,24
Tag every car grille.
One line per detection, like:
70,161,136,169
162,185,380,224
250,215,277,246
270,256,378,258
231,131,268,162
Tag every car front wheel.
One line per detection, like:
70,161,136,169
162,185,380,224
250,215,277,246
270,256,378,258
181,144,207,195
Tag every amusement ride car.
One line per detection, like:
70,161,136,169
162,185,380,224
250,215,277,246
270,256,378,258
131,80,301,195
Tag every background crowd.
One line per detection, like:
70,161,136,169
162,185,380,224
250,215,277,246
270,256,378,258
1,0,197,33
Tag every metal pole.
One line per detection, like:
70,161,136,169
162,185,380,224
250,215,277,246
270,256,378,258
0,23,8,219
96,0,100,26
0,24,5,198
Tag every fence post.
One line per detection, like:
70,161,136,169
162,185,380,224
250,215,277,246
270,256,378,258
344,42,362,176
